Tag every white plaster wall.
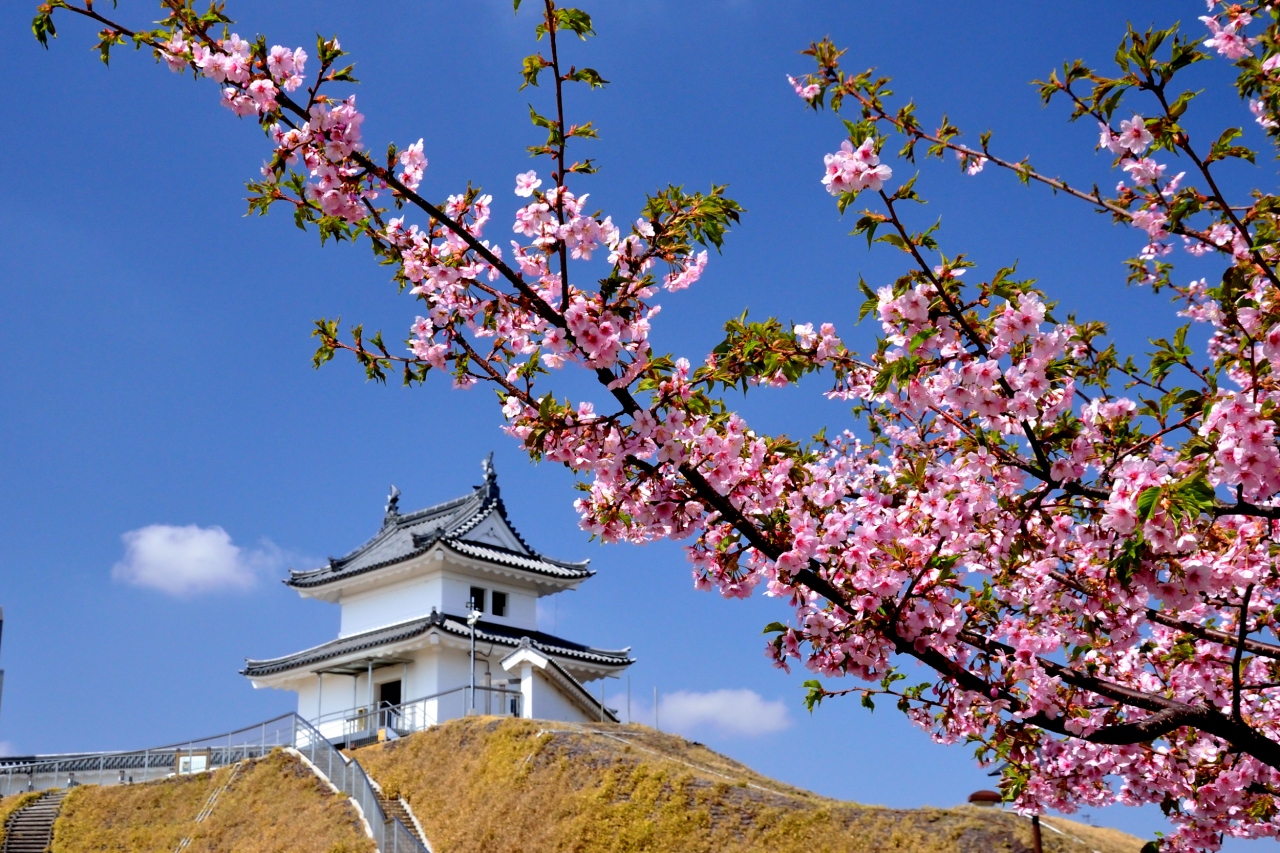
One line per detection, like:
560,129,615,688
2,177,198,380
502,588,537,628
338,562,542,637
288,643,597,728
339,569,445,637
527,668,594,723
440,570,538,630
296,671,367,722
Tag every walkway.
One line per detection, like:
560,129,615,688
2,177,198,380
2,790,67,853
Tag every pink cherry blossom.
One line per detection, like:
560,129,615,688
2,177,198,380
514,170,542,197
1116,115,1153,155
397,139,427,191
822,138,893,195
1120,157,1166,186
1202,14,1257,59
787,74,820,100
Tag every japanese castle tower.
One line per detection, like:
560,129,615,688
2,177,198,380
242,457,633,741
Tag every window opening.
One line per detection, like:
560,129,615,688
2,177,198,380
492,591,508,617
469,586,486,613
379,679,402,707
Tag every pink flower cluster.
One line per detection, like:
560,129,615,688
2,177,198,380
1201,10,1257,60
821,138,892,195
159,30,307,118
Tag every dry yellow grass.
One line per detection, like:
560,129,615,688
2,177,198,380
50,749,374,853
0,790,43,845
52,770,218,852
354,717,1145,853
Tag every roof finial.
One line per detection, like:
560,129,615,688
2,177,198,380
384,484,401,522
481,453,499,497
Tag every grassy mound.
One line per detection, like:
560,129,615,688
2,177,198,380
50,749,374,853
354,717,1142,853
0,791,43,845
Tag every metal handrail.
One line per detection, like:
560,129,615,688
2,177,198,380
0,713,298,766
0,714,301,794
290,715,429,853
308,684,521,746
0,714,431,853
309,684,522,729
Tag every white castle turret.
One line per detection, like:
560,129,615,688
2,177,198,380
242,457,632,743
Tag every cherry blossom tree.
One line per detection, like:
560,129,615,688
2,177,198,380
31,0,1280,847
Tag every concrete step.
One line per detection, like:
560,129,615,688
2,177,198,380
373,788,428,849
2,791,68,853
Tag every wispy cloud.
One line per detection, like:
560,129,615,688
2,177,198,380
112,524,288,597
612,688,792,738
0,741,16,757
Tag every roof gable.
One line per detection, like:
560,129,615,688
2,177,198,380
286,456,592,590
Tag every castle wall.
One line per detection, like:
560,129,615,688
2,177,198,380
338,560,538,637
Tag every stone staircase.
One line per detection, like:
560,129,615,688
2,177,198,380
2,790,68,853
373,787,430,850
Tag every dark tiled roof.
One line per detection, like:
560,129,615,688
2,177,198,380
286,462,591,589
241,611,634,678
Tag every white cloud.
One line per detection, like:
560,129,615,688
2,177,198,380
112,524,285,597
612,688,792,738
0,741,15,757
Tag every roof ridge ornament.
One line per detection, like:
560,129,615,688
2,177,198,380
481,453,499,498
384,484,401,524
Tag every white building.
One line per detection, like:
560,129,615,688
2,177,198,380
242,457,633,743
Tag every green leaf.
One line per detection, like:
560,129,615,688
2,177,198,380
802,679,825,712
567,67,608,88
520,53,548,90
537,7,595,40
1110,536,1144,587
32,3,62,48
528,105,556,130
327,64,359,83
1136,486,1161,520
556,8,596,39
1166,89,1196,119
876,233,909,252
1207,126,1255,164
761,621,788,634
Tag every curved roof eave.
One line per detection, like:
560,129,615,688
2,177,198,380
241,611,634,679
284,536,592,591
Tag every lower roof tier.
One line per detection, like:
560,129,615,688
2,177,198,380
241,609,634,681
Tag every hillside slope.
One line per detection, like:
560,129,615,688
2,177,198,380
354,717,1141,853
48,749,374,853
0,791,43,846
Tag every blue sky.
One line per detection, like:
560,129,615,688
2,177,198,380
0,1,1269,845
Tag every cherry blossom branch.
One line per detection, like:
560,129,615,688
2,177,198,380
544,0,572,310
876,189,1053,477
1143,77,1280,291
1234,583,1257,724
852,88,1136,220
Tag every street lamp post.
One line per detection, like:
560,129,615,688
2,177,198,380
466,599,482,715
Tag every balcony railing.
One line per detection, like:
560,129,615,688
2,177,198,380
309,685,522,744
